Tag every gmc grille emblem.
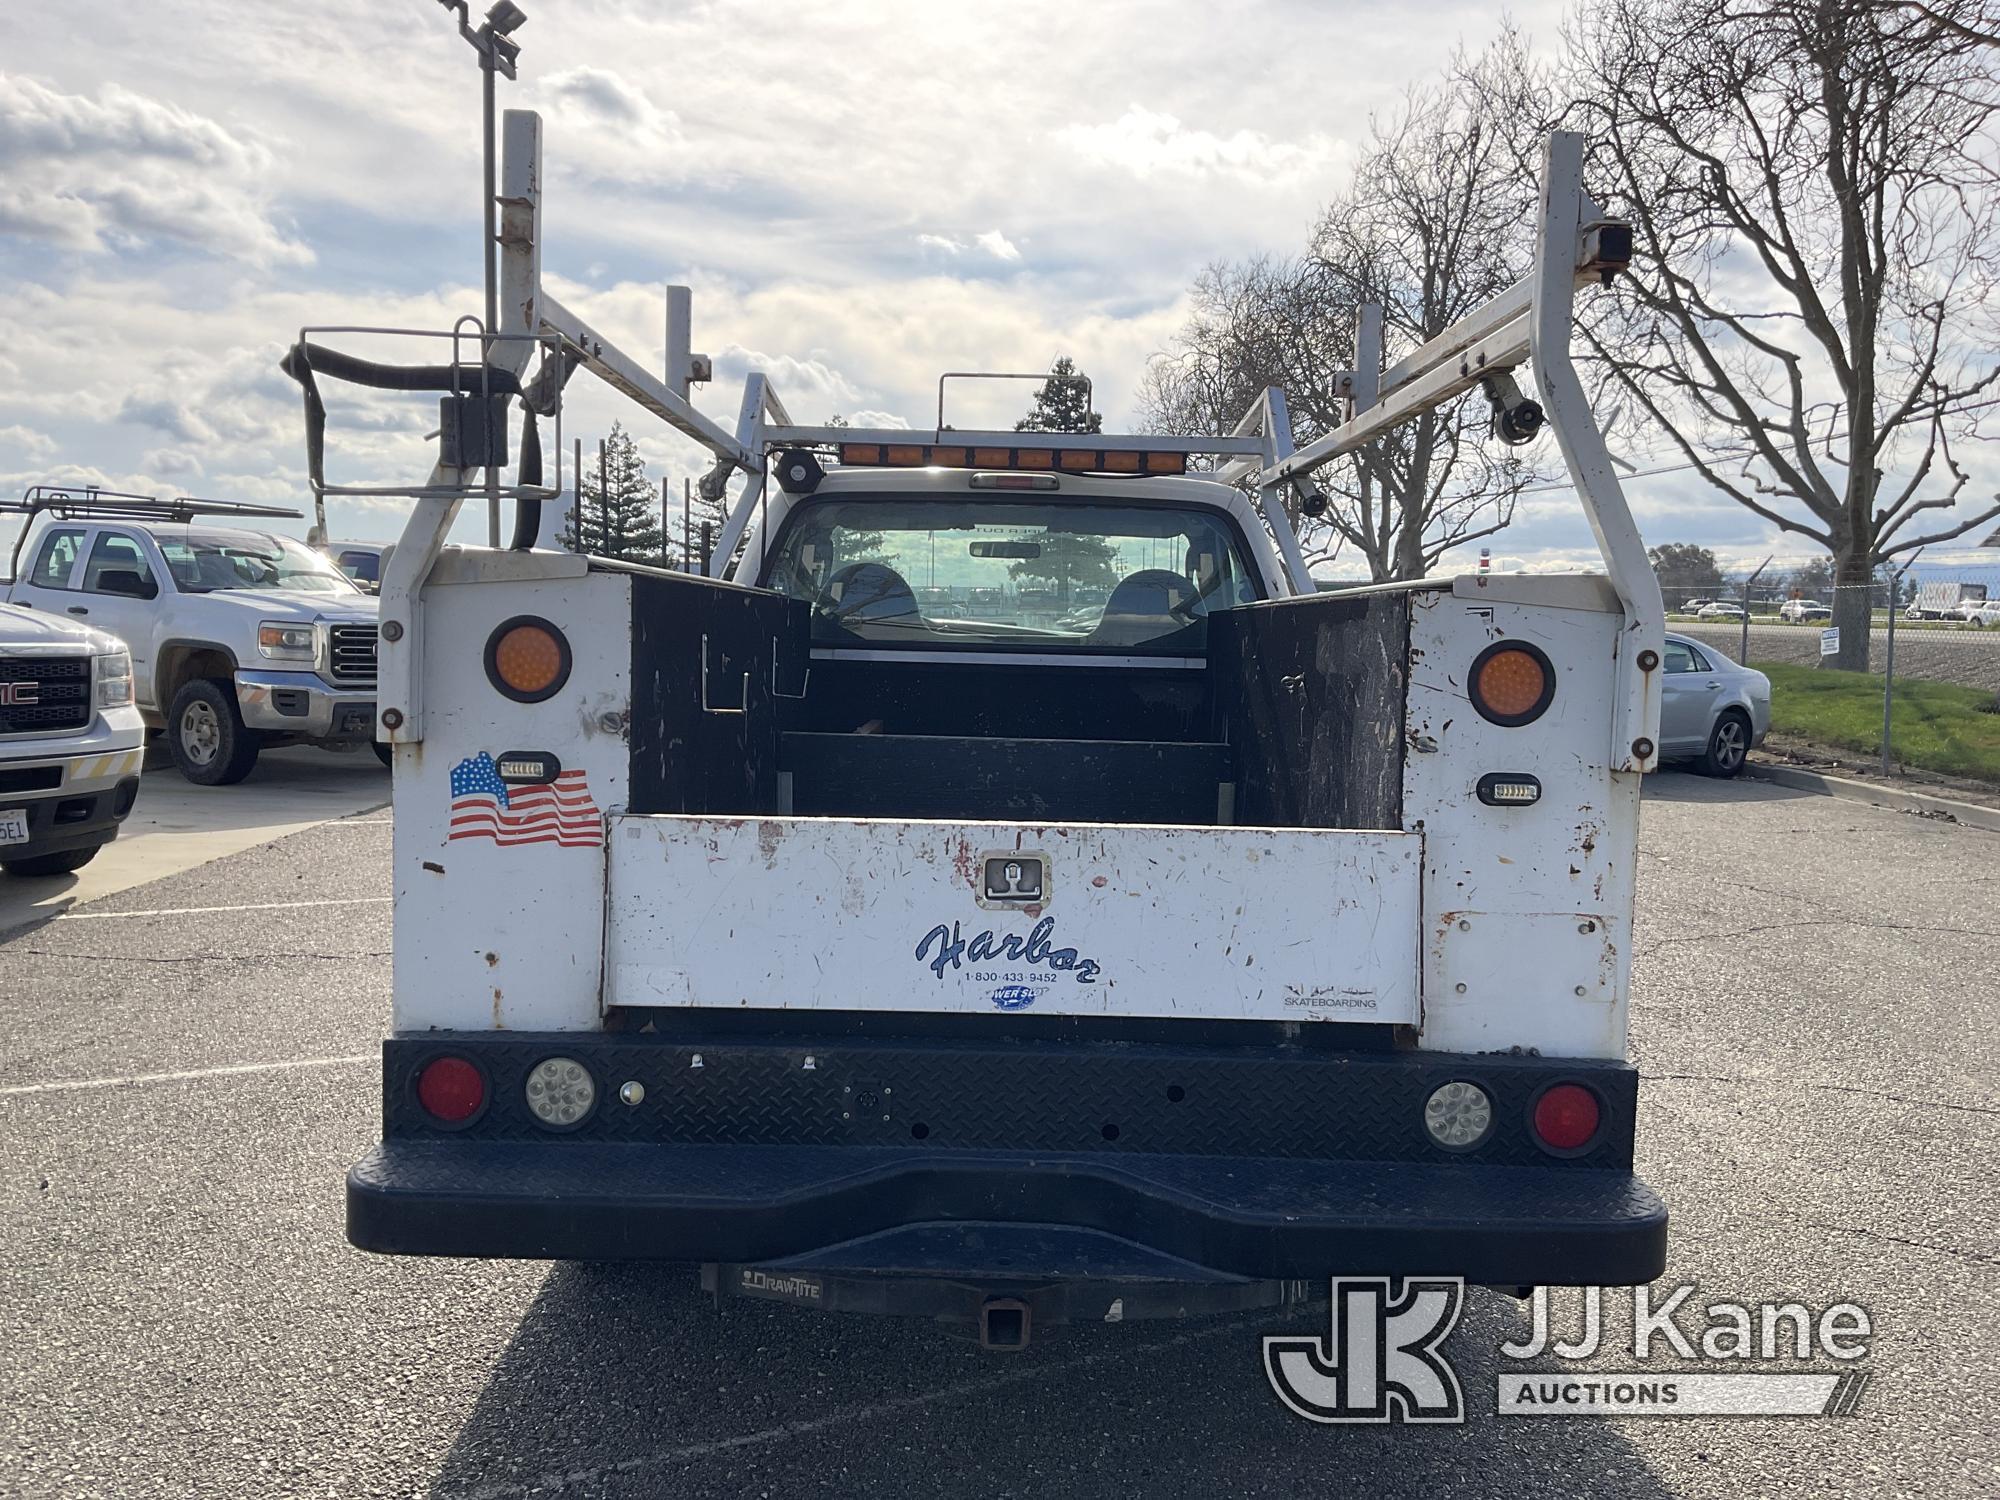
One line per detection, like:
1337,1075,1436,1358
0,682,41,706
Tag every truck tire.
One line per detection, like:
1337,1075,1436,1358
1,844,103,878
373,741,393,769
167,678,261,785
1698,709,1750,779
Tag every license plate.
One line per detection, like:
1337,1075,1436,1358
0,808,29,847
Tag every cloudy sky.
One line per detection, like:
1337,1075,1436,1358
1,0,1993,579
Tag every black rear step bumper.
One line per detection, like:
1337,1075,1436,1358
348,1031,1666,1284
348,1141,1666,1284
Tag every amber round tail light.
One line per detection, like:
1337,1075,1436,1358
484,616,572,702
1469,641,1555,726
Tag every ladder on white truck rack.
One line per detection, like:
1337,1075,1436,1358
290,118,1662,773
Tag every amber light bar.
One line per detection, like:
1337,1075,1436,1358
837,442,1186,476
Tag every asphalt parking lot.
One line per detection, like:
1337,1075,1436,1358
2,774,1995,1499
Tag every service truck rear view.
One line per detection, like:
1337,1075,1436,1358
296,82,1669,1344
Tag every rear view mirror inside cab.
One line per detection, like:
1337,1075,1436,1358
968,541,1041,559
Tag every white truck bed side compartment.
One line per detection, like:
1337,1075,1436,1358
1404,582,1638,1059
390,566,631,1032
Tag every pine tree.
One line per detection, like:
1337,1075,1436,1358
1008,531,1120,604
563,423,664,563
1009,366,1113,603
1015,356,1103,435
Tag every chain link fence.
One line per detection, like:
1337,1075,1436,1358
1670,563,2000,779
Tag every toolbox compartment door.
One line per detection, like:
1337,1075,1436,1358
604,815,1421,1024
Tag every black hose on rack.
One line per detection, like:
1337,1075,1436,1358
512,407,542,551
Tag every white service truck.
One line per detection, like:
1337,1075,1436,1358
306,110,1669,1346
1906,580,1988,621
2,491,382,785
0,602,143,877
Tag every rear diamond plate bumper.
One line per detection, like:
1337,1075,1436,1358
348,1141,1665,1284
351,1032,1666,1284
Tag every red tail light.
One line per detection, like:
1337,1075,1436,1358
1532,1083,1601,1151
417,1056,485,1124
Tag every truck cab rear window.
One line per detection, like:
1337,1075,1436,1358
761,498,1259,653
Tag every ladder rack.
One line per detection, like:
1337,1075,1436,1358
328,108,1660,773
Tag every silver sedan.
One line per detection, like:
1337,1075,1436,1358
1658,633,1771,776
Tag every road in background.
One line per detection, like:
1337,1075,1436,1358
1,778,1994,1498
0,745,386,931
1678,620,2000,687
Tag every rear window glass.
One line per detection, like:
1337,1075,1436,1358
761,497,1259,653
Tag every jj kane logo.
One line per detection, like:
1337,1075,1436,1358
1264,1278,1467,1424
1265,1280,1875,1423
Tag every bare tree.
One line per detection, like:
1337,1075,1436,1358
1856,0,2000,48
1563,0,2000,667
1142,48,1543,581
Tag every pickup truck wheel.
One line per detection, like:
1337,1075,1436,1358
167,678,261,785
1,845,101,878
372,741,393,768
1698,710,1750,779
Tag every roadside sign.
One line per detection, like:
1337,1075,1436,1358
1819,627,1840,657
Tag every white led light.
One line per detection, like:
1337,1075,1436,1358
525,1057,595,1128
1424,1080,1493,1150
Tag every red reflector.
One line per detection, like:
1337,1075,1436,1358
418,1056,485,1123
1532,1083,1600,1151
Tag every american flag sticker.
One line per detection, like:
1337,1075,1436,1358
448,752,604,849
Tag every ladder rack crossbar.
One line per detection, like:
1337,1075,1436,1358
763,426,1268,457
539,292,751,470
2,489,303,522
1257,310,1530,486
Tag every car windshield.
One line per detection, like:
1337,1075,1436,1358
761,497,1259,653
156,529,358,595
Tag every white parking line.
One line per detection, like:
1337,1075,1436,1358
0,1053,374,1098
55,896,392,921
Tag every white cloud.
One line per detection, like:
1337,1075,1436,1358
0,424,55,460
916,231,1022,265
540,65,682,144
1057,106,1343,188
142,446,203,478
0,73,308,266
712,346,864,410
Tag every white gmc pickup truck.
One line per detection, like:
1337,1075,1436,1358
0,602,144,877
3,490,380,785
